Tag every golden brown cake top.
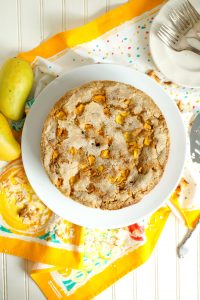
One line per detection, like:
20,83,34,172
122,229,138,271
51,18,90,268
41,81,169,210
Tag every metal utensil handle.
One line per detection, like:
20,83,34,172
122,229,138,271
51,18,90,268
187,45,200,55
177,218,200,258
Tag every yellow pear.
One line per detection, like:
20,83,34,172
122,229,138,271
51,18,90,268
0,58,33,121
0,113,21,161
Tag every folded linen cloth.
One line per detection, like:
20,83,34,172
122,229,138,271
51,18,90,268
0,0,199,298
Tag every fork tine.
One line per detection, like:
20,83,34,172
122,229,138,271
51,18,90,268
184,0,200,25
171,9,190,32
186,0,200,20
160,24,179,41
174,8,191,28
183,2,198,24
161,31,177,43
169,1,199,36
157,31,174,48
169,11,184,32
160,24,175,35
157,32,171,46
158,25,178,45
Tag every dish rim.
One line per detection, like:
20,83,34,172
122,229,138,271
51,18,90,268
22,64,187,229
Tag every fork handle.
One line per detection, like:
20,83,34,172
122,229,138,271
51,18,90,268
187,45,200,55
177,218,200,258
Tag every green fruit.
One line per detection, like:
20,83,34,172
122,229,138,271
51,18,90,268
0,113,21,161
0,58,33,121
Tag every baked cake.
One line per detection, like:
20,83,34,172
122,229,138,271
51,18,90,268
41,81,169,210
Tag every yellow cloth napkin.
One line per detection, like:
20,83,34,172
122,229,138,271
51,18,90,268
0,0,200,299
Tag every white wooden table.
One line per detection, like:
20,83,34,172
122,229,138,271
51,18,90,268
0,1,200,299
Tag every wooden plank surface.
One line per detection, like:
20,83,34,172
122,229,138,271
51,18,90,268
0,0,200,299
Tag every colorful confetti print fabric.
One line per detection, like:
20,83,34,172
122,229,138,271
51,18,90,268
0,0,199,299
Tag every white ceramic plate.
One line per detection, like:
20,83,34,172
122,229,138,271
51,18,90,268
149,0,200,87
22,64,186,229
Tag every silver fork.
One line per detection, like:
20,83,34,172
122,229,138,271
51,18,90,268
169,1,200,38
157,24,200,54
